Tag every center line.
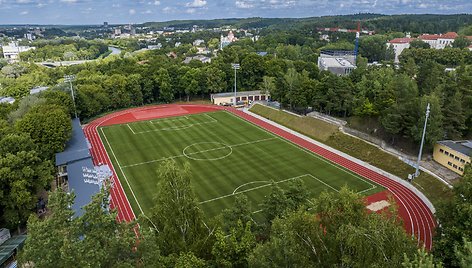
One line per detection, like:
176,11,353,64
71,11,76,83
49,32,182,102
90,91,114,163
122,137,276,168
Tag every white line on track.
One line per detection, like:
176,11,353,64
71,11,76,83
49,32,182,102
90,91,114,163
101,128,145,215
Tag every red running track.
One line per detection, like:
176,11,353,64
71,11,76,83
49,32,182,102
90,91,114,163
83,104,436,250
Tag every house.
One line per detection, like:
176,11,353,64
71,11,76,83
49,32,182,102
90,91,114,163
55,118,111,217
2,42,35,61
317,51,356,76
183,55,211,64
193,39,205,46
211,90,270,106
220,30,238,50
0,228,26,267
433,140,471,175
386,37,414,63
387,32,472,63
419,32,458,49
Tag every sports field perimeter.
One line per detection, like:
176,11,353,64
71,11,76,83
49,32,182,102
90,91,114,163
99,110,383,218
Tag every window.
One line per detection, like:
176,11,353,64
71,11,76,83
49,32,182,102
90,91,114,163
461,159,466,163
450,153,455,158
439,148,444,153
459,167,464,172
448,162,452,166
453,164,458,169
455,156,460,161
445,151,449,156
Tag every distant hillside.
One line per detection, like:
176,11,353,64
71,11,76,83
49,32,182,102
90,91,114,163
141,13,472,34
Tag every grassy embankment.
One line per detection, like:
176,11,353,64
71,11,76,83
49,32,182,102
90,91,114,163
249,104,453,206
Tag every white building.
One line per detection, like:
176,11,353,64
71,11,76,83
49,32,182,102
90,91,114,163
220,31,238,50
2,42,35,61
387,32,472,63
317,51,356,76
193,39,205,46
386,37,414,63
419,32,458,49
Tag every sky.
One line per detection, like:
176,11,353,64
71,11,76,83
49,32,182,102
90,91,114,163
0,0,471,25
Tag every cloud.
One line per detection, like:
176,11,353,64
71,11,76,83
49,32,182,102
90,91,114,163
235,0,254,8
186,0,207,8
129,8,136,15
150,0,160,5
162,6,175,13
19,10,28,15
142,9,152,14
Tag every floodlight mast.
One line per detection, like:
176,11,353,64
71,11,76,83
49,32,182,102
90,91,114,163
64,75,78,118
414,103,431,179
231,63,240,106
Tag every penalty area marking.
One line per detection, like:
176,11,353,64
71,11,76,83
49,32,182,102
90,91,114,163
225,111,378,193
127,113,218,134
199,174,340,205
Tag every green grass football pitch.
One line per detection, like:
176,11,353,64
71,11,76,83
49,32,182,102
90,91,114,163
99,111,383,218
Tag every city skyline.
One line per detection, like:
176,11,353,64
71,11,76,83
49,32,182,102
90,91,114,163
0,0,471,25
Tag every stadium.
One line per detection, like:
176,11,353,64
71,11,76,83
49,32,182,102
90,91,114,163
83,104,436,250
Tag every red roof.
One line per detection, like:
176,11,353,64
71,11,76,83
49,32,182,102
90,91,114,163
388,37,414,44
441,32,458,39
419,34,440,40
419,32,459,41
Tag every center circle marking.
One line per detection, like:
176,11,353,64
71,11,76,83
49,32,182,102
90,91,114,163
183,142,232,161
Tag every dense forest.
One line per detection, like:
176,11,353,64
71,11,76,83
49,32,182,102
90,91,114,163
141,14,472,34
19,38,110,62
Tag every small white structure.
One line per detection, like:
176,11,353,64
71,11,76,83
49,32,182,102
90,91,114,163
2,42,35,61
0,97,15,104
30,86,49,95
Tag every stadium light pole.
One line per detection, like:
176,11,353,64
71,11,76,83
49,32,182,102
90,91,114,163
231,63,240,106
64,75,78,118
414,103,430,179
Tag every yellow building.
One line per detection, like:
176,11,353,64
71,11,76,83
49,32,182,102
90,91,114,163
433,140,471,175
211,90,270,106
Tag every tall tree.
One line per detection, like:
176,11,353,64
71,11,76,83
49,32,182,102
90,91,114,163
250,188,416,267
434,167,472,267
15,103,72,159
148,160,211,257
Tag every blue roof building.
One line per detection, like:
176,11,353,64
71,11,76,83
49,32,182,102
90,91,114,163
55,118,110,217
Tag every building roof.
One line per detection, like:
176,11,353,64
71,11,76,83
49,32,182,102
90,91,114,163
437,140,472,157
211,90,268,98
67,159,102,217
388,37,414,44
54,118,103,217
319,57,356,69
55,118,90,166
440,32,458,39
29,86,49,95
0,235,26,265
